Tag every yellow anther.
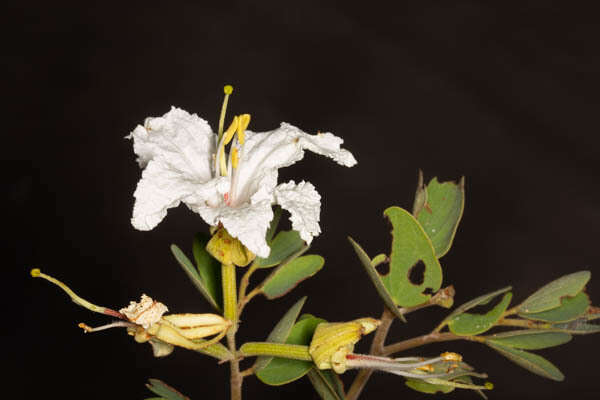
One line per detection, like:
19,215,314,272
441,352,463,362
224,85,234,95
236,114,251,144
231,147,240,169
485,382,494,390
417,364,435,372
78,322,93,333
223,116,239,145
30,268,41,277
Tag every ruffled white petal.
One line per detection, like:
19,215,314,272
128,107,216,181
228,123,356,207
274,180,322,245
132,159,198,230
120,294,168,329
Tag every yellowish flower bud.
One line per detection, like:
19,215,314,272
309,317,380,372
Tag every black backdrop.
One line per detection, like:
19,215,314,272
11,1,600,399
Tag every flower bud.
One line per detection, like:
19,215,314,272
309,317,380,373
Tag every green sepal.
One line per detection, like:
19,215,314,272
414,173,465,258
519,292,590,322
256,230,307,269
253,296,307,372
170,244,220,311
145,379,189,400
485,330,572,350
347,237,406,322
256,315,325,386
448,293,512,336
192,233,222,309
383,207,443,307
486,341,564,381
518,271,590,314
262,255,324,299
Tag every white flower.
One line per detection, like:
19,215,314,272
119,294,168,329
128,106,356,258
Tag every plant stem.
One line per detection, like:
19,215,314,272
497,317,552,329
382,332,480,356
222,263,242,400
346,307,394,400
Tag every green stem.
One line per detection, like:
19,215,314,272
222,263,242,400
382,332,480,356
239,342,312,361
222,263,237,323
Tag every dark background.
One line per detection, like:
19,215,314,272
10,1,600,399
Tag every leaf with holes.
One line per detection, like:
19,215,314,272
414,173,465,258
347,237,406,321
256,315,325,386
485,330,572,350
486,342,564,381
170,244,220,311
253,297,307,372
448,293,512,336
192,232,222,308
382,207,443,307
519,292,590,322
145,379,189,400
261,255,324,299
256,230,307,269
307,368,346,400
518,271,590,314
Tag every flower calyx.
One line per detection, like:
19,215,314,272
206,226,255,267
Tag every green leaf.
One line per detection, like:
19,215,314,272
486,342,564,381
254,297,307,372
347,237,406,321
256,315,325,386
382,207,443,307
262,255,324,299
266,205,283,243
405,379,454,394
485,330,572,350
170,244,220,311
518,271,591,314
256,230,307,269
519,292,590,322
441,286,512,326
414,175,465,258
551,318,600,334
449,293,512,336
146,379,189,400
192,233,222,309
307,368,346,400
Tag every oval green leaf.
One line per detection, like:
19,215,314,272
347,237,406,322
383,207,443,307
405,379,454,395
414,176,465,258
551,318,600,335
254,297,307,372
519,292,590,322
192,233,222,308
307,368,346,400
486,342,564,381
518,271,590,314
170,244,220,311
262,255,324,299
441,286,512,326
256,230,307,269
256,315,325,386
485,330,572,349
449,293,513,336
146,379,189,400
